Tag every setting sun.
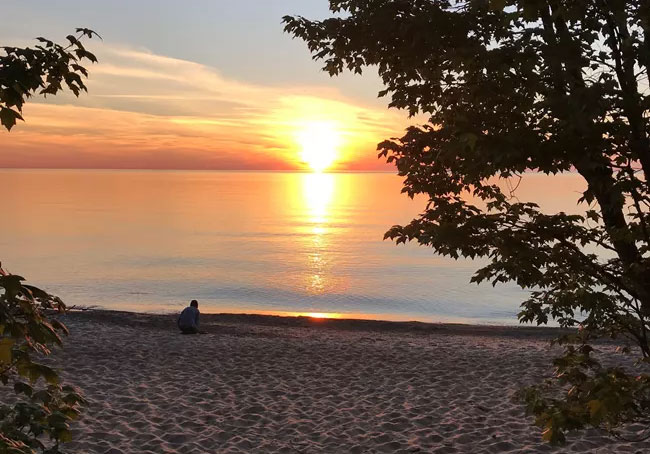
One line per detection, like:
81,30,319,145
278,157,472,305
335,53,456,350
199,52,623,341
296,122,341,172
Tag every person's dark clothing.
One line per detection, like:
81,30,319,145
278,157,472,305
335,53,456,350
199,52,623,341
177,306,200,334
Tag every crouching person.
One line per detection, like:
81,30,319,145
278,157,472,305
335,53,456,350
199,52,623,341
178,299,201,334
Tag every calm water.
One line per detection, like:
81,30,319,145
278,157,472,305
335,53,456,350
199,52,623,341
0,170,586,324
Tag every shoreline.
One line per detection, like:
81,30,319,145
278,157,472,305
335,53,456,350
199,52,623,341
62,308,568,340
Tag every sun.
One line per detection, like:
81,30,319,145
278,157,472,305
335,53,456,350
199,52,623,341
296,122,341,172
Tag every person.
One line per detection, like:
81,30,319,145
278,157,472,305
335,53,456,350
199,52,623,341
177,299,202,334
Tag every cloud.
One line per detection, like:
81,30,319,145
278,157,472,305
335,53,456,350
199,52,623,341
1,42,409,170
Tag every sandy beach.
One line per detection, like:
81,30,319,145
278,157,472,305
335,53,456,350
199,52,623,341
46,311,648,454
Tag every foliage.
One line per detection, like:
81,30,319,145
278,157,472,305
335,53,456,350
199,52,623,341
0,28,99,131
284,0,650,444
1,30,97,453
0,265,84,454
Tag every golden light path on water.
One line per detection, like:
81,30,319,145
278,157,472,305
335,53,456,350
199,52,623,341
228,172,344,320
302,172,335,301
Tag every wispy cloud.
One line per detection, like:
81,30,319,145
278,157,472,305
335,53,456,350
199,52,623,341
2,43,408,170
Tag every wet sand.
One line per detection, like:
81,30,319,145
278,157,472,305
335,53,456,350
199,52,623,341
47,310,647,453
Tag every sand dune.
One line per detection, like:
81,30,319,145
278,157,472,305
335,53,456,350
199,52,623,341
45,311,649,453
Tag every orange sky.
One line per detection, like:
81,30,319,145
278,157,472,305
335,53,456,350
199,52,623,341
2,43,411,171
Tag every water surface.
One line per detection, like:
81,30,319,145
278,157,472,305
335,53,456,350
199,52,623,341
0,170,585,323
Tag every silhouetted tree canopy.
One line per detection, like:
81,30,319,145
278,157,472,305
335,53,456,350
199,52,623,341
0,28,99,131
284,0,650,444
1,30,97,453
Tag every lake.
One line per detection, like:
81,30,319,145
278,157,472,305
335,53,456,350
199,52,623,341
0,170,585,324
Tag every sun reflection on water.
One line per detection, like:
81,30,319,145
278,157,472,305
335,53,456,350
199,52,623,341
299,312,342,319
303,172,334,224
301,173,335,295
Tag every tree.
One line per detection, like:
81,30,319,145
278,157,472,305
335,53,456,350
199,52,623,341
284,0,650,444
0,266,84,454
0,28,99,130
1,30,97,453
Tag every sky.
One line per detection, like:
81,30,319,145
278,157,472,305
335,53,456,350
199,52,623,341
0,1,412,171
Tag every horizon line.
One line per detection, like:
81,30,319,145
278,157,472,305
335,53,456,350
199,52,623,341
0,167,397,174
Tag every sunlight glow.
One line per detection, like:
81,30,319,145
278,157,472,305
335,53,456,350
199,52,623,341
303,173,335,224
296,122,341,172
298,312,342,319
